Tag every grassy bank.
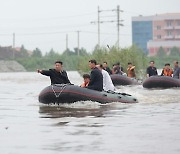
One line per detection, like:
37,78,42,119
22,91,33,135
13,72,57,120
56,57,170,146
16,45,147,78
15,45,180,78
78,45,147,78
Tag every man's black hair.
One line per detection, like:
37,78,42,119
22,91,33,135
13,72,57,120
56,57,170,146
128,62,132,65
99,64,103,68
55,61,63,65
97,64,103,68
175,61,179,64
89,59,97,65
165,63,170,66
103,61,107,64
83,74,90,79
116,62,120,65
150,60,155,64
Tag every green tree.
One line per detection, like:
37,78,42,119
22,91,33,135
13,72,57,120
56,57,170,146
74,47,88,56
62,48,75,56
32,48,42,58
77,45,147,78
18,45,29,58
45,48,59,58
157,47,166,57
170,46,180,57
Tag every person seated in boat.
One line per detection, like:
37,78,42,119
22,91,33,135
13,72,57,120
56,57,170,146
161,63,173,77
96,64,115,91
127,62,136,79
37,61,71,85
112,62,124,75
87,60,103,91
173,61,180,79
103,61,112,75
112,64,116,74
80,74,90,88
146,61,158,77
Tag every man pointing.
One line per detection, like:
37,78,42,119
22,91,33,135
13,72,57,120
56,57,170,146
37,61,71,85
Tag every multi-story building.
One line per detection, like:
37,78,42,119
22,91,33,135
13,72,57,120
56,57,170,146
132,13,180,56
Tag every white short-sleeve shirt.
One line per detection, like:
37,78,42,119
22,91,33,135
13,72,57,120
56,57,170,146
102,69,115,91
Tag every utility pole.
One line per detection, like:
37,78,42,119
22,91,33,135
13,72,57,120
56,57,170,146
98,6,100,47
117,5,123,49
91,6,123,48
66,34,68,51
13,33,15,59
117,5,120,49
77,31,80,56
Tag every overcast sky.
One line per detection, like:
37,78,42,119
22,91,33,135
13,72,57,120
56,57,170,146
0,0,180,53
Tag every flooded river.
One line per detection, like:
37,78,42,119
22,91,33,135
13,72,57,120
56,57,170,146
0,72,180,154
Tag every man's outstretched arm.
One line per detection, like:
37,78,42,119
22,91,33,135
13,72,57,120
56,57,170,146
37,69,51,76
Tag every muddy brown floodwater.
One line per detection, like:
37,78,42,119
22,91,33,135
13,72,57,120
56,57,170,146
0,72,180,154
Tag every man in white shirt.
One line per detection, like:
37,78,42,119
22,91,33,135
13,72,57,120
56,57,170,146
96,64,115,91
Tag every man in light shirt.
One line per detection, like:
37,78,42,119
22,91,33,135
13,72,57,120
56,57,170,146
96,64,115,91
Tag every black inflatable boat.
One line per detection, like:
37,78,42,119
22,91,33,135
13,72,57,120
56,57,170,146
110,74,139,86
39,84,138,104
143,76,180,88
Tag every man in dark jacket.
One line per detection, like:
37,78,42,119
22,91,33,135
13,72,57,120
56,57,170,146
103,61,112,75
173,61,180,79
113,62,124,75
146,61,158,77
87,60,103,91
37,61,71,85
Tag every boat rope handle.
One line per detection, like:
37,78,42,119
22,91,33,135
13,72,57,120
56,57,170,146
51,84,67,98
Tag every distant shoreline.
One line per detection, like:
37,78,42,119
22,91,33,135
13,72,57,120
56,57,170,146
0,60,26,72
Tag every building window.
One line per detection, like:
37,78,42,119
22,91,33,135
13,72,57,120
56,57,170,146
157,35,161,39
178,30,180,36
157,26,161,30
167,31,172,36
166,21,172,27
177,20,180,26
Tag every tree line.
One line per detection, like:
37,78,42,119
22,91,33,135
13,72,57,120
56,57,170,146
148,46,180,68
11,44,180,78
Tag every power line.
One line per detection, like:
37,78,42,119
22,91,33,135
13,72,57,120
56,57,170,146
0,33,12,36
101,15,116,18
0,23,92,30
17,31,74,36
0,12,97,23
82,31,131,36
0,30,131,37
123,9,155,15
91,5,124,47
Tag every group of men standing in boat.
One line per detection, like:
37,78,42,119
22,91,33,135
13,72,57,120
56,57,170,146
146,60,180,79
37,60,115,92
37,59,180,92
103,61,136,78
80,60,115,91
